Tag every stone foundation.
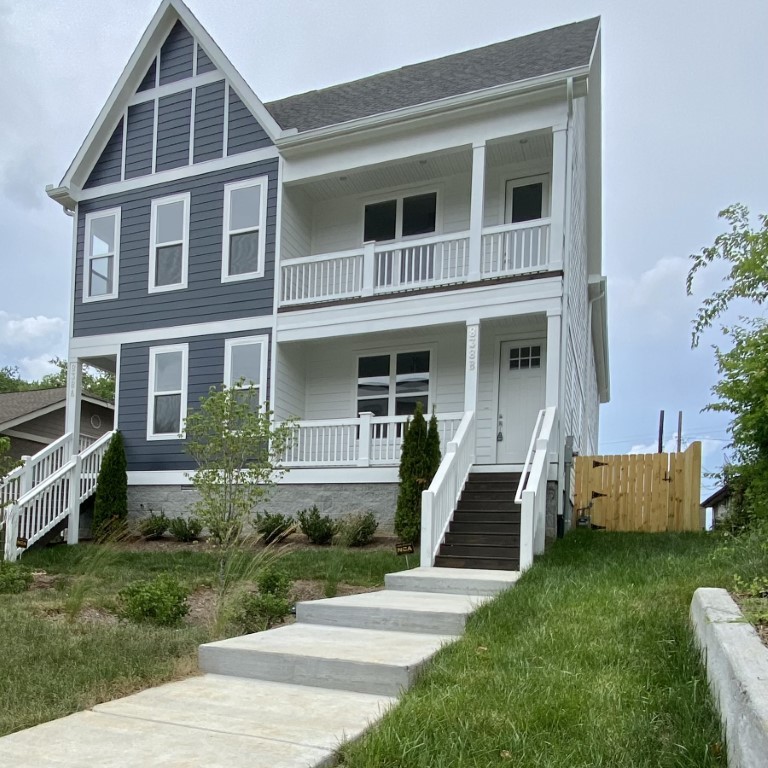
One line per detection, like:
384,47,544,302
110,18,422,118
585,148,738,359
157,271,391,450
545,480,558,542
128,483,400,533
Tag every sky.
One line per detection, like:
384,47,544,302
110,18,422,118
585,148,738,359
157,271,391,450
1,0,767,497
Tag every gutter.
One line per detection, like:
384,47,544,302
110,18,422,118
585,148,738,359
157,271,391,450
45,184,77,213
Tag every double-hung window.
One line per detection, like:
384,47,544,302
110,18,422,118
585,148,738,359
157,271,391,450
84,208,120,301
147,344,188,440
357,350,431,417
149,193,189,292
222,177,268,282
224,336,268,408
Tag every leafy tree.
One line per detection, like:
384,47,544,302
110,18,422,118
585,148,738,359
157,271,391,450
185,383,294,548
395,401,432,545
39,358,115,401
0,366,31,394
687,204,768,526
0,436,19,482
92,431,128,539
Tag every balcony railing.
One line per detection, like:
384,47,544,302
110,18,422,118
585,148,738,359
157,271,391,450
281,412,464,468
279,220,551,306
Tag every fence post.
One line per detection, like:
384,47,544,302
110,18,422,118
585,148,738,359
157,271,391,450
19,456,32,496
4,503,19,562
67,454,82,546
420,490,434,567
520,489,535,571
357,412,373,467
362,242,375,296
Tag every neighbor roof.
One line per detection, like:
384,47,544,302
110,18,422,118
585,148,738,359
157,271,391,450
265,17,600,133
0,389,67,428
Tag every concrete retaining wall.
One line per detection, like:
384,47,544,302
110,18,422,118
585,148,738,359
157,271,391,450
690,587,768,768
128,483,399,533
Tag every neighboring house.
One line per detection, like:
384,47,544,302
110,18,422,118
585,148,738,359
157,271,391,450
38,0,608,564
701,485,731,527
0,388,113,461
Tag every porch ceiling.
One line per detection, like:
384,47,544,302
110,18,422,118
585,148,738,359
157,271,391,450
292,130,552,203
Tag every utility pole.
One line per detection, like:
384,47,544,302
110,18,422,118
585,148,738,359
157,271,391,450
658,410,665,453
677,411,683,453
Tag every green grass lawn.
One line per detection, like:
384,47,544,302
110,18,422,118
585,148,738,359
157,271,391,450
0,542,406,737
339,530,767,768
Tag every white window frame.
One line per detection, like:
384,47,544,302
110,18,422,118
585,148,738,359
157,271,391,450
502,173,551,223
147,343,188,441
149,192,190,293
361,187,441,245
221,177,268,283
83,208,121,302
224,335,269,406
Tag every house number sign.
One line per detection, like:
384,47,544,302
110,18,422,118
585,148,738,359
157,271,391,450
467,326,478,371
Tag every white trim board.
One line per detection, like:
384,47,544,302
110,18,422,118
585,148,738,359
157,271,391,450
127,467,399,485
2,430,51,446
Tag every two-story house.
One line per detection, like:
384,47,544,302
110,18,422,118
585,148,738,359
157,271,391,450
5,0,608,568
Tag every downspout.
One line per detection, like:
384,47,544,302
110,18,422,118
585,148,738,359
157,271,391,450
556,77,574,532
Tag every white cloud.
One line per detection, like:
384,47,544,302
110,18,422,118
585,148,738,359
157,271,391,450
18,354,60,381
0,311,66,379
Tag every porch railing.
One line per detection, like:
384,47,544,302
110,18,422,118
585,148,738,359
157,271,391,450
281,412,464,468
279,220,550,306
515,406,557,571
420,411,476,567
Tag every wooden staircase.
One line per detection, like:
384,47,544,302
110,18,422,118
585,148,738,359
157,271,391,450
434,472,521,571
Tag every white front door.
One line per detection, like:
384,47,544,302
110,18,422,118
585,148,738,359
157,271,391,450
496,340,546,463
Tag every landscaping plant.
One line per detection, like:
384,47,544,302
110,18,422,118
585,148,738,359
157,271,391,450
336,511,378,547
0,560,32,594
138,510,169,540
118,573,189,626
185,383,294,548
297,505,335,545
168,516,203,542
254,511,294,543
227,564,292,633
92,430,128,541
395,401,433,544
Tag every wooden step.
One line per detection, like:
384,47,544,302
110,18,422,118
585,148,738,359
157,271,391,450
434,555,519,571
456,498,520,512
443,532,517,547
453,511,519,524
458,490,517,503
439,543,519,560
466,472,520,484
449,521,518,535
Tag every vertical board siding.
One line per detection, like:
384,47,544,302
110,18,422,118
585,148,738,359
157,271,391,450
125,100,155,179
196,45,215,74
228,88,272,154
74,159,278,335
573,444,702,532
137,58,157,92
118,329,271,471
159,21,194,86
193,80,225,163
156,90,192,172
85,118,124,188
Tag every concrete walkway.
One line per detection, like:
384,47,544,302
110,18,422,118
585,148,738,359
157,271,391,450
0,567,519,767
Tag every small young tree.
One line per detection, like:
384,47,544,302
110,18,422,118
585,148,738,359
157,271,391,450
92,431,128,540
395,401,431,545
185,383,294,548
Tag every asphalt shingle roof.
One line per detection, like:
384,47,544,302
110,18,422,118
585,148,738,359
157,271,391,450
265,17,599,133
0,388,66,428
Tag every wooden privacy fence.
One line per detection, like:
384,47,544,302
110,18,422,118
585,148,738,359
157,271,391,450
573,442,702,532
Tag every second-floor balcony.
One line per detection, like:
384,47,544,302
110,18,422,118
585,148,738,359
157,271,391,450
279,219,552,306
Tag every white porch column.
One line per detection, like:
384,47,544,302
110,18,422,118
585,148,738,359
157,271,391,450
65,359,82,454
467,141,486,281
545,309,562,409
549,125,568,271
464,320,480,413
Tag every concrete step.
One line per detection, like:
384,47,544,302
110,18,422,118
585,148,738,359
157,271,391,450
434,554,520,571
297,589,488,634
199,623,455,697
385,566,520,596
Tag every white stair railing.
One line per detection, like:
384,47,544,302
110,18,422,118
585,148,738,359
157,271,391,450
3,431,115,562
420,411,475,567
515,406,557,571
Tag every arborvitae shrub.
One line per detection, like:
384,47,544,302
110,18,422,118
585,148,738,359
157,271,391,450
426,411,442,481
92,431,128,541
395,401,431,545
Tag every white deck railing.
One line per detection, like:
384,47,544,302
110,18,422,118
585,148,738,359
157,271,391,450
280,220,551,306
515,406,557,571
481,219,551,277
420,411,476,567
281,412,463,468
3,431,115,562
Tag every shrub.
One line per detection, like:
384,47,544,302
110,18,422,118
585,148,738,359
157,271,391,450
0,561,33,594
138,511,169,539
254,512,294,544
168,516,203,542
296,505,335,545
228,590,291,633
92,431,128,541
336,511,378,547
256,564,291,598
118,573,189,626
395,402,431,544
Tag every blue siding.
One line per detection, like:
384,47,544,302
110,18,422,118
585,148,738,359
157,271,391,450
74,159,278,336
156,90,192,171
197,45,215,74
85,118,123,188
193,81,225,163
118,329,271,472
125,101,154,179
137,58,157,92
228,88,272,154
159,21,194,86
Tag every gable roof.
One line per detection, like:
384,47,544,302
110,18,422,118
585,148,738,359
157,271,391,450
54,0,283,196
0,389,114,432
265,18,600,133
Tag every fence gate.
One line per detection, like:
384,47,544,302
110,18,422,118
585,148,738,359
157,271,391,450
573,442,702,532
